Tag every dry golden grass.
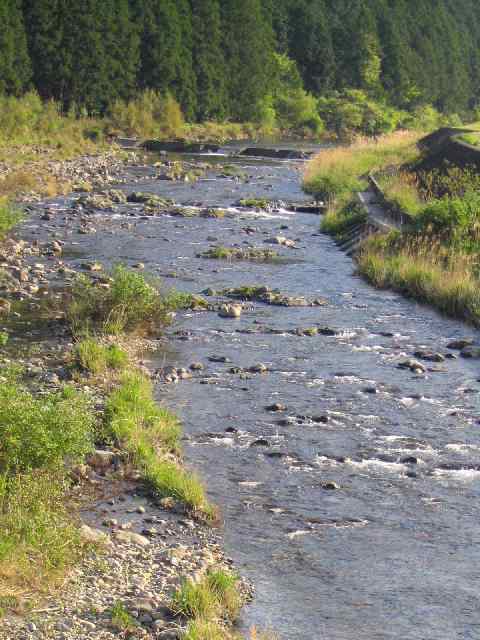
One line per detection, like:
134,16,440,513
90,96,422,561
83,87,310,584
303,131,422,206
358,233,480,324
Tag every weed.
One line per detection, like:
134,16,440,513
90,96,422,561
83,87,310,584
105,373,213,516
0,198,23,239
0,332,8,347
68,265,172,336
75,338,128,374
0,381,94,473
320,202,367,238
110,601,137,631
200,246,278,261
171,569,241,621
0,470,82,600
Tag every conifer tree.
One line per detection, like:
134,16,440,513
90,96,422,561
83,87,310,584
190,0,227,120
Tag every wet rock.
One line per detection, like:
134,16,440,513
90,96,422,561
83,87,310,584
293,327,318,337
460,346,480,359
413,350,445,363
318,327,337,336
265,236,295,248
322,481,340,490
402,456,419,464
249,363,268,374
265,403,286,412
83,261,103,272
362,387,378,394
312,416,329,424
208,355,230,363
189,362,204,371
250,439,270,447
398,359,426,373
447,338,474,350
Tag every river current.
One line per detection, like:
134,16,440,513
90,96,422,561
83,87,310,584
32,145,480,639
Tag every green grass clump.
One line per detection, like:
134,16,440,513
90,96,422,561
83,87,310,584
105,373,213,517
75,338,128,374
0,381,94,473
0,470,83,597
0,371,95,604
68,265,173,336
238,198,270,209
172,569,241,622
0,331,8,346
201,246,278,262
320,202,367,238
0,198,23,240
377,171,424,216
110,601,137,631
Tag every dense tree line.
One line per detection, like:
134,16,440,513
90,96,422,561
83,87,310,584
2,0,480,120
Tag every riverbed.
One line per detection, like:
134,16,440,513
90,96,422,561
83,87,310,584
22,144,480,640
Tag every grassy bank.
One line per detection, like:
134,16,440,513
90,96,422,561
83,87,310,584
306,128,480,325
303,131,422,209
0,264,216,612
358,234,480,324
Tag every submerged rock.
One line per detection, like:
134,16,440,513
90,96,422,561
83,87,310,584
218,303,242,319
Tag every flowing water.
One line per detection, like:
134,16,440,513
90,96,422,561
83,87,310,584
29,145,480,639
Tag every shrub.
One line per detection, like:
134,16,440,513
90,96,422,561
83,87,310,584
0,382,94,474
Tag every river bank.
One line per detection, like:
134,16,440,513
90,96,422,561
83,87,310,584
0,149,273,640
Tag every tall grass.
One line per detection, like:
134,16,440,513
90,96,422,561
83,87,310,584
67,265,173,336
0,370,95,602
108,90,185,139
376,171,424,216
303,131,421,207
358,233,480,324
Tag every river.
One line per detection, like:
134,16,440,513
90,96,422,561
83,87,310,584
29,143,480,639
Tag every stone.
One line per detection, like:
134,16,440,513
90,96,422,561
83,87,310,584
249,363,268,373
79,524,111,545
189,362,204,371
265,403,286,412
461,347,480,359
115,531,150,547
0,298,11,315
447,338,474,350
218,303,242,319
413,350,445,363
87,449,116,471
322,481,340,490
398,359,426,373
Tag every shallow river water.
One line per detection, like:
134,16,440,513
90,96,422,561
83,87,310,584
29,145,480,639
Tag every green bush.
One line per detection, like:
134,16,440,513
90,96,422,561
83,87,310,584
415,190,480,244
0,381,94,474
317,90,403,139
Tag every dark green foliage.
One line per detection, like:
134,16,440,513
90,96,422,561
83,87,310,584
4,0,480,121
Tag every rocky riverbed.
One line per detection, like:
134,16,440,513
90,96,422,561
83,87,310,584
3,142,480,639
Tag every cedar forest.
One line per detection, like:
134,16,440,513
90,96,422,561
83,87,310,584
1,0,480,135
